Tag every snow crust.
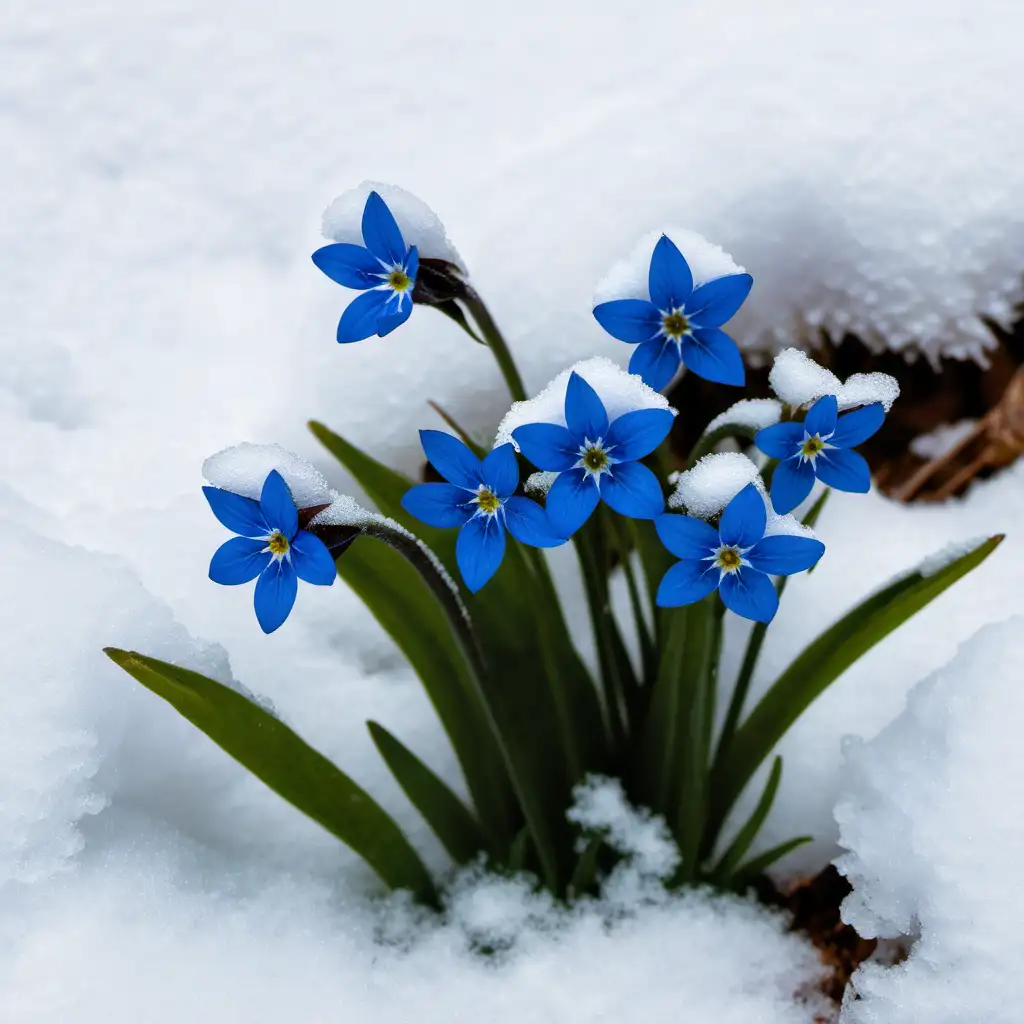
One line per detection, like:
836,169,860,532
769,349,900,412
494,357,675,449
321,180,466,272
834,618,1024,1023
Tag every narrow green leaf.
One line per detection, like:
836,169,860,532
708,535,1003,844
104,648,436,901
709,756,783,884
685,421,760,466
427,400,487,457
567,835,604,899
731,836,812,890
367,721,491,864
507,826,532,873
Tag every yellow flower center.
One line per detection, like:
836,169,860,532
583,448,608,472
715,547,742,572
801,435,825,459
267,531,290,556
662,311,690,338
475,488,501,515
388,269,412,292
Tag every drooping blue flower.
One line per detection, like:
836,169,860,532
401,432,563,592
311,191,420,343
654,483,824,623
592,235,752,391
204,470,337,633
754,394,885,514
511,371,673,538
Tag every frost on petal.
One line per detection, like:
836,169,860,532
836,371,901,412
768,348,842,408
320,180,465,271
495,357,675,449
593,227,745,306
707,398,783,434
669,452,763,519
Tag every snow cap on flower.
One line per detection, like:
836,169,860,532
321,181,465,272
495,357,675,450
769,348,900,412
706,398,783,434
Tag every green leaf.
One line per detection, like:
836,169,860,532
104,648,436,901
731,836,812,890
708,756,783,884
708,535,1003,844
567,835,604,899
337,536,519,851
367,721,491,864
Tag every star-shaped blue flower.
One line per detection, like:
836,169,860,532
655,484,824,623
311,191,420,343
593,235,752,391
401,432,563,593
204,470,337,633
511,372,673,538
754,395,885,514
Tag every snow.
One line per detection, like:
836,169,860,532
592,228,746,306
910,419,978,460
768,350,900,412
669,452,763,517
917,535,993,577
834,618,1024,1023
707,398,784,435
321,181,466,272
5,1,1024,1019
494,357,675,450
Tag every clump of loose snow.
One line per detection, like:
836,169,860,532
524,470,558,497
769,349,900,412
707,398,784,435
834,618,1024,1023
321,180,466,272
592,227,747,306
494,357,675,449
669,452,762,517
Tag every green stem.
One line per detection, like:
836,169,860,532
461,286,528,403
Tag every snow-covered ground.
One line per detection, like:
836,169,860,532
4,2,1024,1021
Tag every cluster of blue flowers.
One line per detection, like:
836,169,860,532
203,190,888,631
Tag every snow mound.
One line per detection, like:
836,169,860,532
835,617,1024,1023
321,181,466,272
669,452,762,517
769,350,900,412
494,357,675,449
707,398,784,434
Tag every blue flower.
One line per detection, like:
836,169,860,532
754,395,885,514
511,371,673,538
654,484,824,623
204,470,337,633
593,235,752,391
401,432,563,593
311,191,420,343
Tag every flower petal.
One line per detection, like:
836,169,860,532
209,537,271,585
375,300,413,337
311,243,383,290
361,190,406,266
720,569,778,623
770,458,815,514
289,530,339,585
260,470,298,539
512,422,580,472
404,244,419,283
546,468,601,538
604,408,674,461
202,486,269,538
482,443,519,499
686,274,753,328
719,483,766,548
804,394,838,438
254,559,299,633
831,403,886,449
336,289,390,344
681,329,746,386
754,421,804,460
629,337,681,391
419,429,483,489
815,447,871,493
655,513,719,560
401,483,475,528
648,235,694,311
503,496,564,548
745,535,826,576
592,299,662,343
564,372,609,440
655,559,720,608
456,515,507,592
600,461,664,519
